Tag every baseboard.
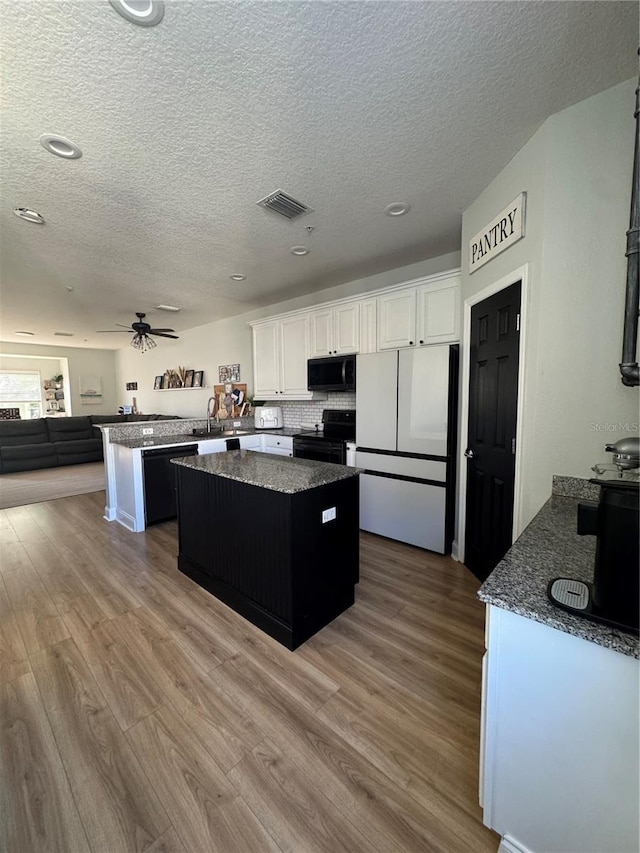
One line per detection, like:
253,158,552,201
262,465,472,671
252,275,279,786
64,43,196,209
103,506,116,521
115,507,138,532
498,835,534,853
451,539,460,561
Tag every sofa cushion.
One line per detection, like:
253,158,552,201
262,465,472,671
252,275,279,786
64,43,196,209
1,442,58,472
0,419,49,446
46,416,94,442
55,438,103,465
90,415,126,425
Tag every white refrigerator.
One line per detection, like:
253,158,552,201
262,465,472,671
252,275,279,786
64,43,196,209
355,345,458,553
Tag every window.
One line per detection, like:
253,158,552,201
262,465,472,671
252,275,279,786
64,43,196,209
0,371,43,419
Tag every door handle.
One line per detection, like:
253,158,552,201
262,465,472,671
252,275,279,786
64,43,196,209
464,448,475,458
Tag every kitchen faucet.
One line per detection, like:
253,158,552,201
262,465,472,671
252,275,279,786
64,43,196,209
206,396,216,433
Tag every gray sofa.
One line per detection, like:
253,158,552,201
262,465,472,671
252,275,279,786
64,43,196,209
0,414,179,474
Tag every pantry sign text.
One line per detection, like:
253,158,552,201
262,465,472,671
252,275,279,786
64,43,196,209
469,192,526,273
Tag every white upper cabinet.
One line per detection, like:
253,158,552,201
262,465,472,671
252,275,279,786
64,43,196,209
251,269,460,397
416,280,460,345
253,321,280,397
253,315,312,400
309,303,359,356
378,275,461,350
281,315,309,395
377,290,417,350
359,299,377,354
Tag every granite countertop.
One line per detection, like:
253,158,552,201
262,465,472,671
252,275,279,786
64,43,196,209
112,427,300,449
172,449,362,494
478,476,639,658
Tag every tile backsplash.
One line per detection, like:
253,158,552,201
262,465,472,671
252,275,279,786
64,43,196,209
274,393,356,428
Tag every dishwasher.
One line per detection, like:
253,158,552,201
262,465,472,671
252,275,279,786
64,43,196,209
142,444,198,526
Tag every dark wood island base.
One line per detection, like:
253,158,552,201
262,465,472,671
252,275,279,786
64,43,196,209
174,454,360,650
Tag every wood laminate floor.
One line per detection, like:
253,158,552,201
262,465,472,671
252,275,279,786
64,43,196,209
0,490,499,853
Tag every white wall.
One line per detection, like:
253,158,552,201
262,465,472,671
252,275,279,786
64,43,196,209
115,251,460,419
0,342,118,415
460,78,638,531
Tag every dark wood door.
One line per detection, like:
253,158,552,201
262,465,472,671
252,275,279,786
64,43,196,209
465,281,521,581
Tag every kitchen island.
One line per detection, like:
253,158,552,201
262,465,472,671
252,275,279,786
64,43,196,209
172,450,362,650
477,476,638,853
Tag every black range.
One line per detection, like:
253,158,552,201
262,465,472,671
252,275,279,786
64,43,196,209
293,409,355,465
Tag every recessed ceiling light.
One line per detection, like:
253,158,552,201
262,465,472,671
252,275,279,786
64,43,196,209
290,246,310,256
230,274,246,281
15,331,35,336
13,208,44,224
109,0,164,26
54,332,74,337
383,202,411,217
66,286,74,292
155,304,181,312
39,134,82,159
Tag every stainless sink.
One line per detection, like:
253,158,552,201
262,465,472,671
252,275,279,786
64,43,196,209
220,429,251,437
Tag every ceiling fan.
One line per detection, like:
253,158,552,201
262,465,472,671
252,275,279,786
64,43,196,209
97,312,179,352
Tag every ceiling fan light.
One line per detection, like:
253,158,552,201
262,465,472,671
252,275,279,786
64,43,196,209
130,333,156,353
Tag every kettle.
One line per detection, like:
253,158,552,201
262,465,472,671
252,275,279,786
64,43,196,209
254,406,283,429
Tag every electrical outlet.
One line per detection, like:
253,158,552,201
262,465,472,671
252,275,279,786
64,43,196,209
322,507,337,524
142,427,154,435
233,421,241,427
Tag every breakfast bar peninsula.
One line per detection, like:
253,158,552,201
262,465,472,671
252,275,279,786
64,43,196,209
172,450,361,649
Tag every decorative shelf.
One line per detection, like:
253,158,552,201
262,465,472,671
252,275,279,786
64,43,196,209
155,386,209,391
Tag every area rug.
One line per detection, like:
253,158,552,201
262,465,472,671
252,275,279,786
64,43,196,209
0,462,105,509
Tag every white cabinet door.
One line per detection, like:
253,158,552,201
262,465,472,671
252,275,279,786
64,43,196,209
309,309,333,357
263,446,293,457
239,435,262,451
377,290,416,350
198,439,227,454
417,281,460,345
253,322,280,397
280,315,309,396
333,303,359,354
359,299,377,354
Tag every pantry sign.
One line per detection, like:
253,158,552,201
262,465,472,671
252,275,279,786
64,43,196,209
469,192,526,273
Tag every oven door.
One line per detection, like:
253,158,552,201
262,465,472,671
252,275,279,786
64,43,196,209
293,438,346,465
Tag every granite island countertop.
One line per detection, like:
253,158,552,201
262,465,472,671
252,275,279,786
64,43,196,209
171,449,362,494
478,478,639,659
111,427,301,449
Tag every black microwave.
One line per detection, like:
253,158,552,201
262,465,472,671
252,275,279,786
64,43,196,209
307,354,356,392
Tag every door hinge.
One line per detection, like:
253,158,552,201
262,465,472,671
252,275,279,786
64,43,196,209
511,437,516,454
516,313,520,332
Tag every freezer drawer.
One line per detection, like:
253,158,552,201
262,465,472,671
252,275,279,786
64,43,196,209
355,450,446,483
359,472,446,553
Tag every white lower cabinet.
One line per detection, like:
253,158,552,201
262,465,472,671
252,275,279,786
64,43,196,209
197,438,227,454
261,434,293,456
482,605,639,853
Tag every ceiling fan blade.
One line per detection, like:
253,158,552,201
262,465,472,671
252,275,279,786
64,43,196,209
150,332,179,339
148,327,175,334
115,324,133,329
96,330,135,333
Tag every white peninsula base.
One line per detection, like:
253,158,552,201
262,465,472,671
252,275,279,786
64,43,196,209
481,605,639,853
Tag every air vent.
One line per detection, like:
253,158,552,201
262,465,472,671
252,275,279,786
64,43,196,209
54,332,74,337
256,189,313,221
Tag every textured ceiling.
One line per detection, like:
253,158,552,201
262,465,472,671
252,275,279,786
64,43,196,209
0,0,637,349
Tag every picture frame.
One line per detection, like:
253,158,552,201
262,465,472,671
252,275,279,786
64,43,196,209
184,369,194,388
154,375,163,390
193,370,204,388
219,363,240,383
